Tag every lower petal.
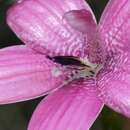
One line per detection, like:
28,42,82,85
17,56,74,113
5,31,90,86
0,45,68,104
28,78,103,130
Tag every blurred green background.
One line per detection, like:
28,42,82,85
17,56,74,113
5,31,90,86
0,0,130,130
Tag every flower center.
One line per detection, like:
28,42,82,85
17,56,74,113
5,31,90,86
48,56,102,79
73,58,103,78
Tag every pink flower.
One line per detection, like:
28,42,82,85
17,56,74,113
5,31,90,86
1,0,129,129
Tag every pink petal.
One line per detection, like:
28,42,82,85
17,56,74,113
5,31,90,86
98,0,130,117
64,9,105,63
63,9,97,34
99,0,130,53
7,0,95,58
0,45,68,104
97,65,130,118
28,79,103,130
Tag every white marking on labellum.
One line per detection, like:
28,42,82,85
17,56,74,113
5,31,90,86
51,67,62,77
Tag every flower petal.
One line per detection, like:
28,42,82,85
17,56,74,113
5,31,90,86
99,0,130,53
28,79,103,130
97,64,130,117
64,9,105,63
7,0,95,58
98,0,130,117
63,9,97,34
0,45,68,104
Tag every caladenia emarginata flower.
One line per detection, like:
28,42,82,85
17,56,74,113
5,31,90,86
0,0,130,129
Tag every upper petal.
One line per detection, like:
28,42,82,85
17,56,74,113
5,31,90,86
63,9,97,34
28,78,103,130
7,0,95,58
64,9,105,63
99,0,130,53
0,45,68,104
98,0,130,117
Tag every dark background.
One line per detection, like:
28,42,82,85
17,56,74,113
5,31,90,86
0,0,130,130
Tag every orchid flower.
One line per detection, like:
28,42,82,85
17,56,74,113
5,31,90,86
1,0,130,129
